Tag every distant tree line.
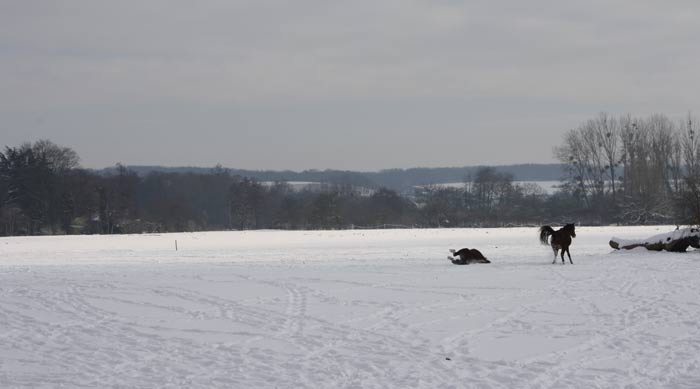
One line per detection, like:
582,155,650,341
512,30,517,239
99,163,566,194
0,140,559,235
2,119,699,236
0,141,419,235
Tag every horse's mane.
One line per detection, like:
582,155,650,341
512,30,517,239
563,223,576,236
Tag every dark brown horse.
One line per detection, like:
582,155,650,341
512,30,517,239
448,248,490,264
539,224,576,264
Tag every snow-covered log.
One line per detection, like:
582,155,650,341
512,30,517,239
609,227,700,252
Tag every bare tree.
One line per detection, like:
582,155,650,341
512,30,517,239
31,139,80,172
555,119,609,208
555,130,590,206
616,114,677,223
680,114,700,224
669,126,683,194
594,113,620,202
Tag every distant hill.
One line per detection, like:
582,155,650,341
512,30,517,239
365,164,565,190
98,163,566,191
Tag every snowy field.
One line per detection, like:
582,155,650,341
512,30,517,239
417,181,561,194
1,226,699,388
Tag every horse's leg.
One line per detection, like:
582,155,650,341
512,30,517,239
552,246,558,264
560,248,566,264
566,247,573,264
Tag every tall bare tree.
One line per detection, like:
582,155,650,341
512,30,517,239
680,114,700,224
595,113,620,202
31,139,80,172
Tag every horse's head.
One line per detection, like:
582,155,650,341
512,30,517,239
564,223,576,238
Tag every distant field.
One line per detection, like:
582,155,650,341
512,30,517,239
260,180,564,194
416,180,562,194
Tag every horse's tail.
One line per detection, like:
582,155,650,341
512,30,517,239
539,226,555,245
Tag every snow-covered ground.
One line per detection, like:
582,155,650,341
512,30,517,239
260,181,322,191
1,226,699,388
416,181,562,194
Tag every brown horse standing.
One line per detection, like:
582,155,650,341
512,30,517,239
539,224,576,264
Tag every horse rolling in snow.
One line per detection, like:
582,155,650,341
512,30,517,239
539,224,576,264
448,248,491,265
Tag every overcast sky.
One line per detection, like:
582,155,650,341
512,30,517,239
2,1,699,171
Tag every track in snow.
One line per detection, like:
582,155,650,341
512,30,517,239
1,226,699,388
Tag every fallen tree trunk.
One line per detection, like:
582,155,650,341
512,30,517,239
609,227,700,252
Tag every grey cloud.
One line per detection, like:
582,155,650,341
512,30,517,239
1,0,699,170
